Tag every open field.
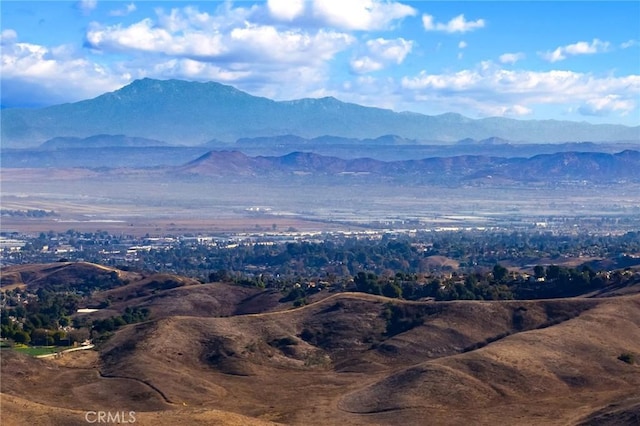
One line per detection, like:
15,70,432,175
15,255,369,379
3,170,640,235
0,215,339,236
10,345,60,357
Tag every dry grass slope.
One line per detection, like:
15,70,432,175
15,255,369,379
2,268,640,425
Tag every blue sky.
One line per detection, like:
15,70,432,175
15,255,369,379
1,1,639,125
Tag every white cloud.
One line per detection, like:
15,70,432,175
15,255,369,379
401,62,639,118
86,10,354,66
86,19,205,56
1,33,128,106
1,29,18,43
3,3,364,108
312,0,416,31
230,25,354,64
621,39,639,49
478,104,532,117
350,57,384,74
540,38,610,62
578,95,636,116
367,37,413,63
4,2,637,125
350,37,413,74
76,0,97,15
1,24,337,108
499,52,525,64
155,6,218,34
148,58,253,82
506,104,533,116
267,0,305,21
109,3,136,17
422,14,485,33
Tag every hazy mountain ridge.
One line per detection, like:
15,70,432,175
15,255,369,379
177,150,640,183
2,78,638,147
3,138,638,169
39,134,170,150
236,134,418,147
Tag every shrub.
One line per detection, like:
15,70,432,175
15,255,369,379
618,352,636,364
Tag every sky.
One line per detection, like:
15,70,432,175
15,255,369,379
1,0,639,126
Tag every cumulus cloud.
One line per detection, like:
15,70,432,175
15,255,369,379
578,95,636,116
367,37,413,63
313,0,416,31
4,1,637,124
148,58,253,82
10,3,361,106
86,9,354,66
351,57,384,74
1,29,18,43
540,38,610,62
499,52,525,64
109,3,136,17
231,25,354,64
422,14,485,33
267,0,305,21
1,32,129,107
401,62,639,118
350,37,413,74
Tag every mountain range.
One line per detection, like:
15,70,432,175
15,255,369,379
2,78,638,148
176,150,640,184
4,139,639,170
38,134,169,150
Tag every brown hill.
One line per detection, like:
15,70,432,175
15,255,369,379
0,261,141,290
0,261,311,318
3,283,639,425
101,281,285,318
0,263,640,425
175,150,640,183
338,295,640,424
0,389,281,426
94,273,201,304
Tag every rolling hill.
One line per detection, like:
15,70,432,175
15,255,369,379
176,150,640,183
2,262,640,425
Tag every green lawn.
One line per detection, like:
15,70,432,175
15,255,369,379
12,345,61,356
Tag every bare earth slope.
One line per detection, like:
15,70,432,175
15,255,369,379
3,285,639,425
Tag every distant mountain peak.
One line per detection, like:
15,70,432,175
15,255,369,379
2,78,638,148
113,78,249,98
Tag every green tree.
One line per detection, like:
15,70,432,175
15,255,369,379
382,282,402,298
493,264,509,283
13,330,30,345
546,265,562,280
